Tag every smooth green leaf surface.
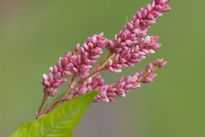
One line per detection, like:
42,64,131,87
9,91,98,137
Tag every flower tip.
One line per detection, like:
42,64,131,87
114,69,122,73
156,58,167,68
121,93,126,97
43,74,48,79
103,98,110,102
99,32,104,36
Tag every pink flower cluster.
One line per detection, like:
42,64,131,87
108,0,170,54
42,33,108,96
41,0,171,101
72,59,167,102
107,36,160,72
107,0,170,72
72,33,108,77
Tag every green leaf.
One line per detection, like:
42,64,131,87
9,91,99,137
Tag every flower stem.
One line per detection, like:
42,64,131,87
62,51,113,98
46,98,69,113
137,63,160,82
36,92,48,119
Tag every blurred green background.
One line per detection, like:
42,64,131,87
0,0,205,137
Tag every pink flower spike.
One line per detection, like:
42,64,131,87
42,33,108,96
70,58,167,102
72,33,108,77
107,0,171,54
107,35,161,72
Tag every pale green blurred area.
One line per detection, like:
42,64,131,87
0,0,205,137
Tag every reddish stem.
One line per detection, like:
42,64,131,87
36,93,48,119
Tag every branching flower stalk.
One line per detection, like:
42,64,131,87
36,0,171,119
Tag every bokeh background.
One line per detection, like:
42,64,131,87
0,0,205,137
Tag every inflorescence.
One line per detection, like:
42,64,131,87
37,0,171,118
